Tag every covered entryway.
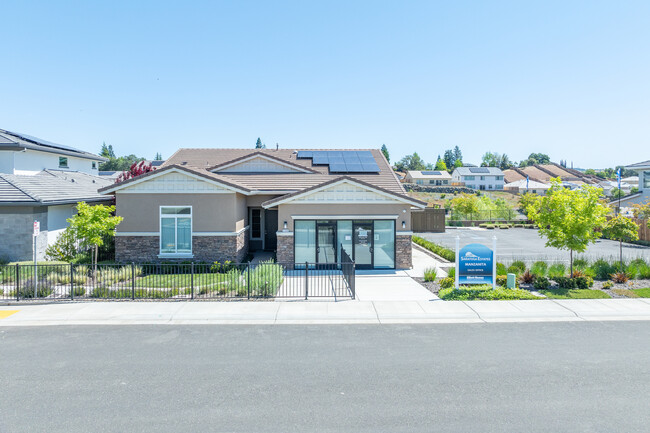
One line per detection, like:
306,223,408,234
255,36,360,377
249,208,278,252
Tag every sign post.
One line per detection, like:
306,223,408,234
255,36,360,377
455,236,460,289
492,236,497,290
33,220,40,298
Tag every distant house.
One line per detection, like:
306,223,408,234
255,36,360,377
503,179,550,195
503,163,599,186
612,161,650,208
451,167,504,190
0,129,111,261
404,170,451,186
0,128,106,175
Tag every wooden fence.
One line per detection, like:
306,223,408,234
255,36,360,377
634,218,650,241
411,208,446,232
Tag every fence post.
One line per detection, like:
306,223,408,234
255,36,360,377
304,262,309,300
191,262,194,300
131,263,135,300
70,263,74,300
15,264,19,301
351,262,356,300
247,262,251,300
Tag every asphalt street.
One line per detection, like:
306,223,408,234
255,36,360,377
1,323,650,433
419,227,650,263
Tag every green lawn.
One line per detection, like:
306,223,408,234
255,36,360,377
632,288,650,298
541,288,611,299
439,285,539,301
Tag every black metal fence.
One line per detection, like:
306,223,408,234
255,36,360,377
0,261,355,302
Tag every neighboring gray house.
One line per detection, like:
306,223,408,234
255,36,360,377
451,167,505,190
0,129,111,262
612,160,650,208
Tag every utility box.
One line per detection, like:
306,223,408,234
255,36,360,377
507,273,516,289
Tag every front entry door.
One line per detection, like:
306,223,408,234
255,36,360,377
353,222,373,269
316,222,337,265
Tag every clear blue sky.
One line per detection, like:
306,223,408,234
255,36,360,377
1,0,648,168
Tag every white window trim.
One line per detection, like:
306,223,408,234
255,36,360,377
159,206,193,256
59,157,68,168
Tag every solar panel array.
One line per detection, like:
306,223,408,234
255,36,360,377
469,167,490,174
297,151,380,173
422,171,442,176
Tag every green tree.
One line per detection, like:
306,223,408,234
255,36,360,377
519,152,550,167
100,142,115,159
154,152,163,161
443,149,454,170
394,152,432,171
435,158,447,171
381,144,390,163
44,228,78,262
255,137,265,149
602,215,639,270
610,188,625,200
453,146,462,165
526,178,609,275
451,193,480,219
453,159,463,168
67,202,123,274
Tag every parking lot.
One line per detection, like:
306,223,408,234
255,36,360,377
418,227,650,264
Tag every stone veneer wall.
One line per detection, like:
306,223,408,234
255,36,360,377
116,230,249,263
395,234,412,269
276,234,294,264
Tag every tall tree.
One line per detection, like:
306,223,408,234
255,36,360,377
381,144,390,163
394,152,431,172
443,149,454,170
154,152,163,161
67,202,122,274
255,137,265,149
453,146,462,164
100,142,115,159
435,158,447,171
525,178,609,275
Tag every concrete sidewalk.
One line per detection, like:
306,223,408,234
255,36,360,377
2,298,650,325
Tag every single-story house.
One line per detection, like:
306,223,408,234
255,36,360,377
451,167,504,190
404,170,452,186
503,179,550,195
503,163,599,185
99,149,426,269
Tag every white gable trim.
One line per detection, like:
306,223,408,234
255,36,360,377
100,167,248,195
212,154,313,174
262,179,424,208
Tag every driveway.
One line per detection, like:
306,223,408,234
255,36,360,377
418,227,650,263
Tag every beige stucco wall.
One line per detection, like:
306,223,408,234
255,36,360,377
235,194,248,231
246,194,279,207
276,203,412,231
115,193,241,232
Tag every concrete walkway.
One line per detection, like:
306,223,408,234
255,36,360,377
2,298,650,325
355,270,438,301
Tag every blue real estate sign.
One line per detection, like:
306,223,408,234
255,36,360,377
458,243,494,285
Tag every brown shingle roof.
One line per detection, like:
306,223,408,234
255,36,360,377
162,148,405,194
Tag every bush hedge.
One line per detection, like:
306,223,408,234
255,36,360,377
412,236,455,262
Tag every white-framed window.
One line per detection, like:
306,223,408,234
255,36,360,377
160,206,192,255
250,208,263,240
59,157,68,168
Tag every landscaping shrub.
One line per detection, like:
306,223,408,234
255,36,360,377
439,285,538,301
424,267,437,282
507,260,526,275
611,272,629,284
638,264,650,280
575,276,594,289
591,259,615,280
447,267,455,278
573,258,589,270
548,263,566,279
519,270,535,284
211,260,235,273
542,288,611,299
533,276,550,291
530,261,548,277
248,261,284,296
72,286,86,297
554,276,576,289
602,281,614,289
90,287,180,299
223,269,245,295
412,236,455,262
439,277,454,289
496,263,507,276
16,278,54,298
496,275,508,287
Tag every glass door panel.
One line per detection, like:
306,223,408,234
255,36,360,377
316,223,337,264
353,222,373,269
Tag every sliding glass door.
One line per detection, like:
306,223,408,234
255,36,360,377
353,221,373,269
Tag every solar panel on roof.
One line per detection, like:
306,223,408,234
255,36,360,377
361,162,380,172
422,171,442,175
297,150,380,173
297,151,313,159
345,163,363,172
329,163,348,172
469,167,490,174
